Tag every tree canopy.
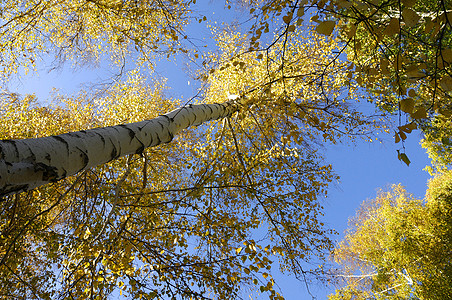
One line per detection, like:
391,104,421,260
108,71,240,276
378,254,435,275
0,0,451,299
241,0,452,166
330,171,452,299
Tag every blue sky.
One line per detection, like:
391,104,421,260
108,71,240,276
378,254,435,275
254,126,432,299
7,2,435,299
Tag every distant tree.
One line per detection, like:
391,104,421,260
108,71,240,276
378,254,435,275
329,171,452,299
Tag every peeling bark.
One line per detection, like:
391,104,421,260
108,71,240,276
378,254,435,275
0,101,240,197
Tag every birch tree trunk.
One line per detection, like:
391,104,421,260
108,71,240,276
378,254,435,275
0,100,241,197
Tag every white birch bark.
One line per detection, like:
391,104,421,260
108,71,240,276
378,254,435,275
0,100,241,196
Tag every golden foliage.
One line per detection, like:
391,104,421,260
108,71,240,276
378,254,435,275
0,0,190,78
330,174,452,299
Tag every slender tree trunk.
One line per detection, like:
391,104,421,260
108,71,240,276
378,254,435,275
0,100,241,197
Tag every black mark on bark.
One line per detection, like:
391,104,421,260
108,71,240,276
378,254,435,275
51,135,69,155
76,147,89,169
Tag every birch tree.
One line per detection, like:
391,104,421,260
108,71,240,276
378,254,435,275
330,172,452,299
0,1,387,299
0,0,190,78
244,0,452,166
0,71,332,299
0,30,383,300
0,96,241,196
330,0,452,168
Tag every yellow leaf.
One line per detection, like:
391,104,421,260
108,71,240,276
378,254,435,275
439,108,452,117
83,228,91,240
402,8,420,27
400,152,411,166
406,65,424,78
399,123,417,133
442,48,452,63
315,21,335,36
400,98,415,113
408,89,416,97
440,76,452,91
399,130,407,140
125,268,134,275
380,58,390,74
347,24,357,39
297,7,304,17
337,0,352,8
411,107,427,119
401,0,417,7
406,122,417,131
235,247,242,255
283,14,292,24
383,18,400,36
